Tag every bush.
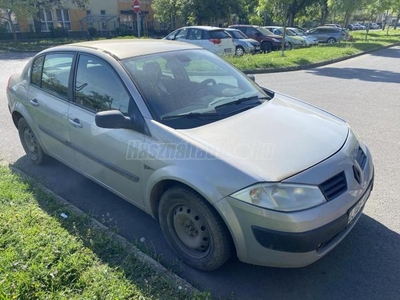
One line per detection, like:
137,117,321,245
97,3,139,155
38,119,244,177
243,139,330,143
51,27,68,38
88,27,97,38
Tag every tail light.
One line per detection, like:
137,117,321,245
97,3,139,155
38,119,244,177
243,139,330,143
209,39,221,45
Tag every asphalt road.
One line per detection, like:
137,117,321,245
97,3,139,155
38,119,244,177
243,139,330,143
1,47,399,300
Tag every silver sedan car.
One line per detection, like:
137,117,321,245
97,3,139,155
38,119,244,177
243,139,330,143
7,40,374,271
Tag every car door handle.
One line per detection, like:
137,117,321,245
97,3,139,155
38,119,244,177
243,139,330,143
30,99,39,107
69,118,83,128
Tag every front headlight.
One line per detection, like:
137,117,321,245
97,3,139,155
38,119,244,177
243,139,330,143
231,183,326,212
245,42,254,47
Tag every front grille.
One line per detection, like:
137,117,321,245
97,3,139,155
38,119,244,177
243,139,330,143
319,172,347,201
355,146,367,169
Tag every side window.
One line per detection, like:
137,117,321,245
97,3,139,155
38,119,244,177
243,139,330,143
41,53,74,99
188,28,202,40
247,27,258,35
75,54,131,114
175,28,188,40
31,56,45,86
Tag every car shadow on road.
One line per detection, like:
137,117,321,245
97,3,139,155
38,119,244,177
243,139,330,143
200,213,400,300
368,45,400,58
10,156,400,300
305,67,400,83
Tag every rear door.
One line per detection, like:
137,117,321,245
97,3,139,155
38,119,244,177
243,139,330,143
27,52,78,168
67,53,146,207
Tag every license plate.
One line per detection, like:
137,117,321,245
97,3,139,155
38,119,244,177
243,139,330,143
348,186,371,224
224,48,232,53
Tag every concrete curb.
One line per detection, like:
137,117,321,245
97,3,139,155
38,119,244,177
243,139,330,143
8,164,199,296
241,42,400,74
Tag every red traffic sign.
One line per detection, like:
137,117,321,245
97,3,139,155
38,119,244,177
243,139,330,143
133,0,140,14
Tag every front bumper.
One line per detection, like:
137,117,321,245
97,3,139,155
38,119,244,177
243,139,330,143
214,134,374,268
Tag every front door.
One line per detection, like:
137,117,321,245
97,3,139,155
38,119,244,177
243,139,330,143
67,54,145,207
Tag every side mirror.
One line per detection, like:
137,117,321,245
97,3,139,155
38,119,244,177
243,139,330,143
247,74,256,82
95,110,148,135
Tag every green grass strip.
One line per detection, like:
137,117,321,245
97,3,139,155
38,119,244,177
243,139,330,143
0,166,211,300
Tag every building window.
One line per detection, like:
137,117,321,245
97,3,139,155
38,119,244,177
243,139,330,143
40,9,54,32
100,10,107,30
86,10,92,26
56,9,71,30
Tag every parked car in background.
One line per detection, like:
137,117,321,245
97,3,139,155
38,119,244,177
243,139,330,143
164,26,235,56
225,28,261,56
369,22,381,29
229,24,288,53
348,23,356,30
287,27,319,46
264,26,307,49
354,23,366,30
7,39,374,271
325,24,342,28
307,26,343,44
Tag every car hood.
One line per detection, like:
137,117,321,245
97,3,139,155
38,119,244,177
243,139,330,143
179,94,348,182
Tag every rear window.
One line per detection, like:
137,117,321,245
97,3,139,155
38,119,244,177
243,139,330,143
209,30,231,39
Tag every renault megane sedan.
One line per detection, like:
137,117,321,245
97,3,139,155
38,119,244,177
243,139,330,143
7,39,374,271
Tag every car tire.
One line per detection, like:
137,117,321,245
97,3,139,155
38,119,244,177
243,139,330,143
18,118,47,165
261,42,272,53
235,46,245,56
158,185,233,271
287,42,293,50
327,37,336,44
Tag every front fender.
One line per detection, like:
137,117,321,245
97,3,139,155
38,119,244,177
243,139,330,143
144,165,226,216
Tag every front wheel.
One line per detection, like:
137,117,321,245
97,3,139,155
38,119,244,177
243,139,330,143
158,185,233,271
261,42,272,53
18,118,47,165
327,37,336,44
235,46,245,56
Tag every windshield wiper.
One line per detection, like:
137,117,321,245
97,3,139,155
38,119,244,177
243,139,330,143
162,112,219,120
215,96,269,110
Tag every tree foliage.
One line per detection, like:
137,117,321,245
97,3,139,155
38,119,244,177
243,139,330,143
0,0,89,40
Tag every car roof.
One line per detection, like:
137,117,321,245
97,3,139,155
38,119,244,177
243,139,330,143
178,26,225,31
229,24,260,28
40,39,201,60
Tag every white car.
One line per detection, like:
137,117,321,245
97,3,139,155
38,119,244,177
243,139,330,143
164,26,235,56
287,27,319,46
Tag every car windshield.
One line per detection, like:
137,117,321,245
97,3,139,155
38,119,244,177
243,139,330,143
258,27,274,36
121,49,270,129
228,30,248,39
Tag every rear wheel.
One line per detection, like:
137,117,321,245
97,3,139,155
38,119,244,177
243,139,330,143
18,118,47,165
261,42,272,53
158,185,233,271
235,46,245,56
327,37,336,44
287,42,293,50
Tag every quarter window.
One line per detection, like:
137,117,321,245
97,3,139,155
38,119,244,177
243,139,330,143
40,53,74,99
75,55,131,114
31,56,45,87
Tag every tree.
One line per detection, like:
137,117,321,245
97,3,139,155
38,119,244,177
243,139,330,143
0,0,36,41
259,0,292,56
152,0,187,30
0,0,89,41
